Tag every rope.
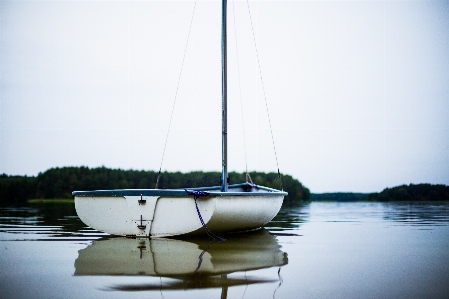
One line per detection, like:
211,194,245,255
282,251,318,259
245,0,283,191
245,180,257,189
155,1,197,189
185,189,226,241
246,172,254,185
273,267,283,299
194,239,217,274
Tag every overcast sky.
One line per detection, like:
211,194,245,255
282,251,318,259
1,0,448,193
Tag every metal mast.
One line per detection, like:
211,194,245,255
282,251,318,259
221,0,228,192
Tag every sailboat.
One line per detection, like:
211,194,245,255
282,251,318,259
72,0,287,238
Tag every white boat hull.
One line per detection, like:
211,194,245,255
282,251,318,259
74,184,285,237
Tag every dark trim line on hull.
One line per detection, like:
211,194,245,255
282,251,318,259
72,183,287,197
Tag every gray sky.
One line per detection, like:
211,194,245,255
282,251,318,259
1,0,448,193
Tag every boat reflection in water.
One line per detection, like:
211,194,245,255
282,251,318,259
74,229,287,293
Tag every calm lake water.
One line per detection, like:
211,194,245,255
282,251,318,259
1,201,448,299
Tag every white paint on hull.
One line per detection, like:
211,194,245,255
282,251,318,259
75,192,284,237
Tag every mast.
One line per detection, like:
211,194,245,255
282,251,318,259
221,0,228,192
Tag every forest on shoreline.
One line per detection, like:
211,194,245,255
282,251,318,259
1,166,448,205
0,166,310,205
311,184,449,202
368,183,449,202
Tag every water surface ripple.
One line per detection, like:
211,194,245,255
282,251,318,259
1,201,448,299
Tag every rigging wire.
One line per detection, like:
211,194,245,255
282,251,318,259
245,0,283,190
231,0,252,184
155,1,197,189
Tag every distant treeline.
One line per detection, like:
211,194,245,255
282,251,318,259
310,184,449,202
310,193,369,201
0,166,310,205
367,184,449,202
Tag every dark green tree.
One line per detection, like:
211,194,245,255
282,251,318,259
368,184,449,201
1,166,309,205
